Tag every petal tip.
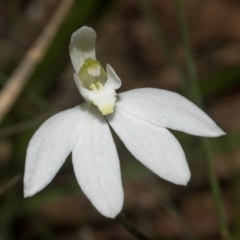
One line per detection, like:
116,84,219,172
181,177,190,186
178,170,191,186
102,204,123,219
219,129,226,136
98,193,124,219
71,26,96,43
23,180,41,198
210,127,226,137
105,210,121,219
24,188,34,198
24,193,30,198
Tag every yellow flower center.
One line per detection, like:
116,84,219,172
78,58,106,90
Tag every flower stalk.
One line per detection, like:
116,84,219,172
173,0,230,239
117,214,154,240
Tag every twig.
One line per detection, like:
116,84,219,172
116,213,155,240
0,110,57,139
0,0,74,124
0,174,22,195
139,0,181,71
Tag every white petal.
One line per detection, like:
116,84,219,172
104,64,122,89
70,26,96,74
72,106,123,218
24,103,91,197
116,88,225,137
74,73,117,115
107,109,190,185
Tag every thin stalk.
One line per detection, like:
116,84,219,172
116,213,155,240
139,0,184,76
174,0,230,239
139,0,176,66
143,178,198,240
173,0,202,106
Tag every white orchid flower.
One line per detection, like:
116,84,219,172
24,26,225,218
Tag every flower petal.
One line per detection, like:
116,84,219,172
107,109,190,185
24,103,90,197
72,106,123,218
69,26,96,74
104,64,122,89
116,88,225,137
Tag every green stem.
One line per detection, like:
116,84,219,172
139,0,175,66
139,0,184,76
116,213,155,240
174,0,202,105
174,0,230,239
143,178,198,240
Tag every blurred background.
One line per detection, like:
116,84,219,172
0,0,240,239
